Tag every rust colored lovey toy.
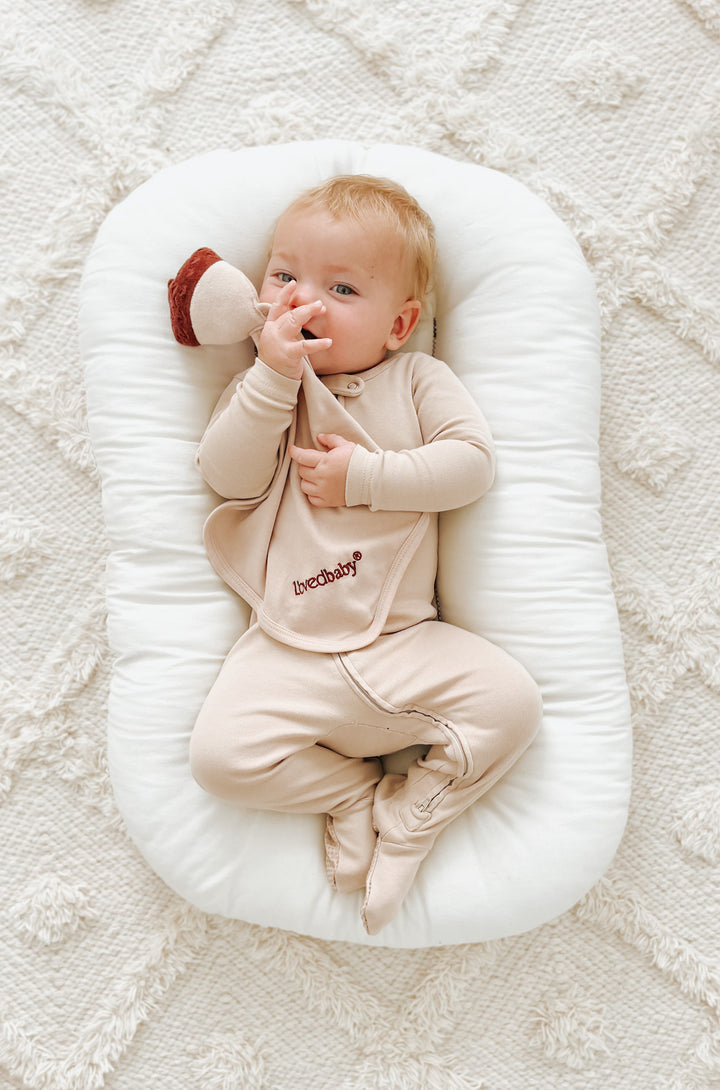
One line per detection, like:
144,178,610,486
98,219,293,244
168,248,270,347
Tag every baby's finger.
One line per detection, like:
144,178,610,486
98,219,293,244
289,444,322,468
299,337,332,356
267,280,296,317
284,299,326,330
299,478,321,500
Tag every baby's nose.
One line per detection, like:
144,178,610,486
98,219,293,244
288,280,313,307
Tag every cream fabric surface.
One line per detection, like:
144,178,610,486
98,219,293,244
2,2,719,1088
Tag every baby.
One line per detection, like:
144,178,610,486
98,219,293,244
185,175,542,934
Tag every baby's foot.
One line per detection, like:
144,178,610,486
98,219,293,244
325,800,377,893
360,837,428,934
360,773,439,934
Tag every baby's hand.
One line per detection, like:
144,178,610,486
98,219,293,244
257,281,332,380
289,434,355,508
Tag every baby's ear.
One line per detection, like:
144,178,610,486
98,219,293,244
168,248,269,346
386,299,422,351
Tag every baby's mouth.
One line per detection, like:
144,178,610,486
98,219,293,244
301,328,317,340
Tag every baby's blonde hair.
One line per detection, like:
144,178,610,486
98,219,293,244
287,174,436,303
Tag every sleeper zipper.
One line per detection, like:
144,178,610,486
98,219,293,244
334,652,471,785
415,780,453,815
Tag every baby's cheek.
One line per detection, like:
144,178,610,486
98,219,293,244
258,277,279,305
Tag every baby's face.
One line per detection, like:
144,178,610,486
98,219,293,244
259,205,418,375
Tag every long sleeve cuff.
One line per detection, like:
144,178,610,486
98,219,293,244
250,357,302,404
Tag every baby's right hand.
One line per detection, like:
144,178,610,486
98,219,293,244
257,281,332,380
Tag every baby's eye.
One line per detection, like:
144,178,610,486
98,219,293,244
332,284,355,296
277,272,295,284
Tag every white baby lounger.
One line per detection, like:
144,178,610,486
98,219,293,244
81,141,632,948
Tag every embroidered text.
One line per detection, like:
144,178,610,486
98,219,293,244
292,551,363,596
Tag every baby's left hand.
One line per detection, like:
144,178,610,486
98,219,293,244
289,434,355,508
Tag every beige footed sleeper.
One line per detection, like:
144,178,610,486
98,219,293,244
190,350,542,934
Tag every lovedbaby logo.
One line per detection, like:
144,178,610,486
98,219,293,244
292,551,363,596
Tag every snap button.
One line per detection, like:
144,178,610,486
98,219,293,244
323,375,364,396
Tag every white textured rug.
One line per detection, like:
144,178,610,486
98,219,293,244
2,1,719,1087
